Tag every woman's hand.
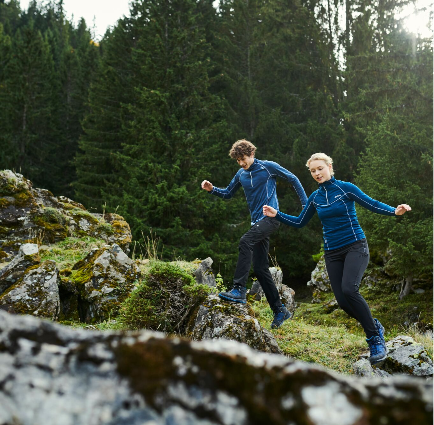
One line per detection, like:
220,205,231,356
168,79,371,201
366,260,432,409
263,205,277,217
395,204,411,215
201,180,213,192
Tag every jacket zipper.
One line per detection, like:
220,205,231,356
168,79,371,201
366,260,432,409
250,172,253,187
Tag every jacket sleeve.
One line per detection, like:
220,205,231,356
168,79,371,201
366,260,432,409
209,170,242,199
275,192,316,228
344,182,396,216
265,161,308,207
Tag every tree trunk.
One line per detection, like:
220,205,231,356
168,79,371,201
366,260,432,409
399,273,413,300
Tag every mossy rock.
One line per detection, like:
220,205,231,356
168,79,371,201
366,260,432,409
187,294,283,354
0,260,60,319
119,262,210,332
0,170,32,196
67,244,140,323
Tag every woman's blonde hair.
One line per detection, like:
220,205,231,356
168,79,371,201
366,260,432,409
306,153,334,175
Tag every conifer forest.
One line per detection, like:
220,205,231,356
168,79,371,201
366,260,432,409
0,0,432,284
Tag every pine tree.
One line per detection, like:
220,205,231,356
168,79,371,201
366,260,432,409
74,16,137,208
0,21,58,185
355,30,432,298
101,0,241,271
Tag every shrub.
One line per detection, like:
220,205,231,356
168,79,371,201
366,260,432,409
119,262,210,332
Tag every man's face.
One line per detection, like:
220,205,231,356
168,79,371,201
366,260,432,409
237,154,255,170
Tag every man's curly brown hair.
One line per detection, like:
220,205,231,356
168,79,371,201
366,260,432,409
229,139,257,159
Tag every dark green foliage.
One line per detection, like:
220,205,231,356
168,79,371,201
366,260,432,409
119,262,210,331
0,1,100,197
0,0,431,285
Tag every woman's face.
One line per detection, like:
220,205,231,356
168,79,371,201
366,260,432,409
309,160,332,183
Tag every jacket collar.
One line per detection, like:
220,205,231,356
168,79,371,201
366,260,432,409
245,158,260,172
319,176,336,187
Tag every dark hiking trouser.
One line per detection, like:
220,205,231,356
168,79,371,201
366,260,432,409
233,217,282,312
324,239,378,339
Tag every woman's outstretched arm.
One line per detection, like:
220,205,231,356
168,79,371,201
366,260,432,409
263,193,316,228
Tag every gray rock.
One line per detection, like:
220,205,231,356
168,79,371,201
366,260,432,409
358,335,433,378
67,244,141,323
323,298,339,313
0,311,431,425
248,267,296,312
383,336,433,377
0,260,60,319
353,359,392,378
188,294,283,354
307,254,331,293
0,243,40,295
193,257,216,287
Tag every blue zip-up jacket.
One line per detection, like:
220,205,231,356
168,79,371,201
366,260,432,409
275,177,396,250
210,159,307,225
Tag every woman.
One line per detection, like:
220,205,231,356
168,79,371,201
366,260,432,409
263,153,411,364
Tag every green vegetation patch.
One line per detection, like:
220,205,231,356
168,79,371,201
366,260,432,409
250,278,433,375
40,237,107,271
252,301,367,374
119,262,210,332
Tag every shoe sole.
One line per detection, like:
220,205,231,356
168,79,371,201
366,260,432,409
218,294,246,304
369,348,389,365
271,311,292,329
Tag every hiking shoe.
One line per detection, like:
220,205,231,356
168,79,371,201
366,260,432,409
219,285,247,304
271,305,292,329
374,318,385,341
366,335,387,364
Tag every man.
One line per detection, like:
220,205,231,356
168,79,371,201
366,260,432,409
201,139,307,329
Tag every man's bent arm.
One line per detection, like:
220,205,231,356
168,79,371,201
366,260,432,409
209,170,242,200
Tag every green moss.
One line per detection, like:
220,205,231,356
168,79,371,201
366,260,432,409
119,262,210,332
96,221,114,236
40,237,106,270
0,197,11,208
71,207,99,222
13,191,34,208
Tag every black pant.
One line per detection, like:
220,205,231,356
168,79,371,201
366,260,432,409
233,217,282,312
324,239,378,338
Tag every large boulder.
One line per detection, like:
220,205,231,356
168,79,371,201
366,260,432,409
66,244,140,323
0,311,432,425
188,294,283,355
0,260,60,320
0,170,132,257
0,243,40,294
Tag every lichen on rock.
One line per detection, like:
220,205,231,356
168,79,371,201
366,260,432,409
0,260,60,319
187,294,283,355
67,244,141,323
0,170,133,256
0,243,41,295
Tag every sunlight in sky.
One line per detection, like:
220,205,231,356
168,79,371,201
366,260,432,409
400,0,432,38
17,0,131,40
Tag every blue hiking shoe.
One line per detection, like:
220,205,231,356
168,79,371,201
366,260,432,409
374,318,385,341
219,285,247,304
271,304,292,329
366,335,387,364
